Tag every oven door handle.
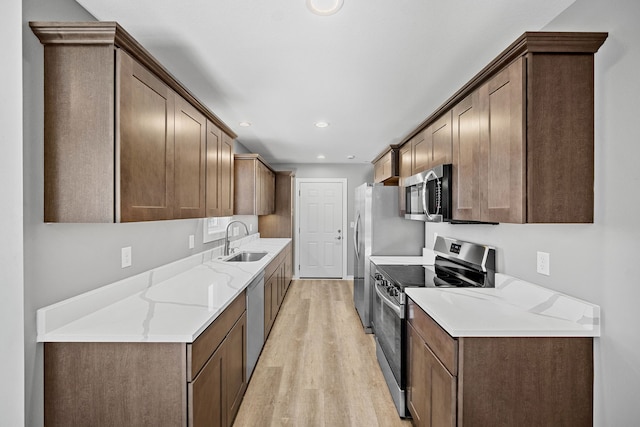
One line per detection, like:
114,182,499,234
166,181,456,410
374,283,403,319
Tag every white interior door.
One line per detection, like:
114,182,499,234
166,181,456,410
298,181,344,278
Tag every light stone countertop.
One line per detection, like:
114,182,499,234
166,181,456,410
36,237,291,343
369,248,436,266
406,273,600,338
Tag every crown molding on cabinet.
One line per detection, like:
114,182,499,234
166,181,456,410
29,21,237,139
397,31,608,147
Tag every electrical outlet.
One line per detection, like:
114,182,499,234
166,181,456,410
121,246,132,268
189,234,195,249
536,251,550,276
249,224,253,232
233,226,239,236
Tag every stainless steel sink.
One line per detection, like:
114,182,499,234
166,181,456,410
224,251,268,262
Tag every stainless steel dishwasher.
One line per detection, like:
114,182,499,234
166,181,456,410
246,272,265,380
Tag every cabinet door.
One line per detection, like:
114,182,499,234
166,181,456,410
374,158,385,183
219,133,235,217
255,162,265,215
205,120,222,217
174,97,206,218
284,246,292,292
374,151,394,183
277,262,285,307
479,57,526,223
205,123,234,217
399,142,413,179
257,164,275,215
119,51,175,222
452,91,481,221
271,272,279,321
430,111,453,167
407,322,456,427
412,131,430,174
264,274,278,338
426,344,456,427
266,168,275,214
233,158,258,215
407,322,429,427
224,313,247,427
189,346,224,427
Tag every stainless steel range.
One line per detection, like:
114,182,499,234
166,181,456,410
371,236,496,417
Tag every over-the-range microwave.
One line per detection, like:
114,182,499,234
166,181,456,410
403,164,452,222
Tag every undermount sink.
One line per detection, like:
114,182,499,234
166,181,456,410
224,251,268,262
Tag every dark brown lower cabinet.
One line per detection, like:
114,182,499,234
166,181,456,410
189,312,247,427
407,321,455,427
190,342,224,426
407,298,594,427
264,242,293,339
44,291,247,427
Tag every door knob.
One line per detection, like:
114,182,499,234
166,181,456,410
336,236,342,240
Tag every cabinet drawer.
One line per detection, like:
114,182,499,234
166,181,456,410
407,298,458,375
188,290,246,381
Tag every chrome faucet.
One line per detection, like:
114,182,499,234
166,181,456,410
224,220,249,256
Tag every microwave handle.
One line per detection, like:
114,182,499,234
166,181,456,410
422,169,439,221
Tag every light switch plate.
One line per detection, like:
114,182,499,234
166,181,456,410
536,251,550,275
121,246,132,268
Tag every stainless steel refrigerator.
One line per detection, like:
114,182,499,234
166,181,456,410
353,183,424,332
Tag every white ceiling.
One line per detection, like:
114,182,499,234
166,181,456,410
75,0,575,164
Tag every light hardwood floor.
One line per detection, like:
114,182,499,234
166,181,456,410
233,279,412,427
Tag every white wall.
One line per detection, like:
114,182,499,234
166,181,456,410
274,163,372,276
0,0,24,425
426,0,640,424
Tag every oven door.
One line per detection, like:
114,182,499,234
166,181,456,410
371,279,404,387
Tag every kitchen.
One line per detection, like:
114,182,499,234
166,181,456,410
3,0,640,426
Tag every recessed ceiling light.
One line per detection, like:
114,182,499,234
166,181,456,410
239,121,252,127
347,155,355,160
315,121,329,128
306,0,344,16
317,154,326,159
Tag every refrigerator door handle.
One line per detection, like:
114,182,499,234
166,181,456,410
354,212,361,259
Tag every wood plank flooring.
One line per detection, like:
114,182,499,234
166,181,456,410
233,279,412,427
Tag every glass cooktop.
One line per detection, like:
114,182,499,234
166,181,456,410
376,258,487,289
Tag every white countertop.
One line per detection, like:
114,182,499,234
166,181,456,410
406,273,600,337
370,248,436,266
37,237,291,343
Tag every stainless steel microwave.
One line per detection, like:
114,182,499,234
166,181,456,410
403,164,452,222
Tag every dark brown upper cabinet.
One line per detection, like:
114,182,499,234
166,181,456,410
398,32,608,223
30,22,236,222
372,146,400,184
205,121,235,218
234,154,276,216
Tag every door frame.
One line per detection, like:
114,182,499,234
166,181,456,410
294,178,348,279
